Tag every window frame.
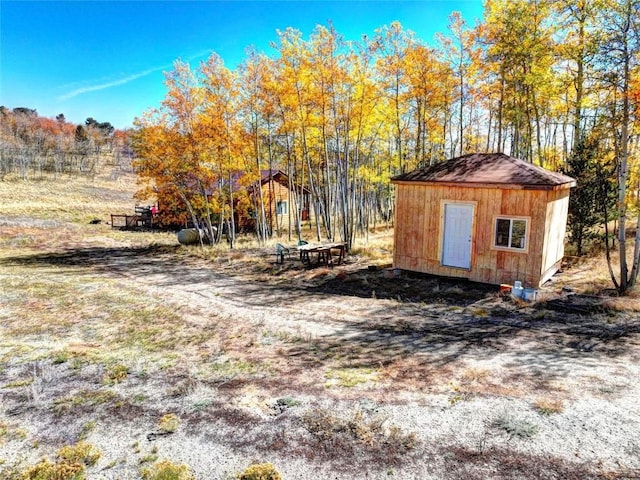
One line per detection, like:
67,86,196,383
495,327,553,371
492,215,530,253
276,200,287,215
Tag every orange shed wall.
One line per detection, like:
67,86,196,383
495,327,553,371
393,184,563,287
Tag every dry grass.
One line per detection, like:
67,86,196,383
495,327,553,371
603,295,640,312
346,232,394,266
157,413,180,433
533,397,565,415
0,262,197,368
0,172,140,222
560,249,640,298
460,367,490,383
299,406,420,465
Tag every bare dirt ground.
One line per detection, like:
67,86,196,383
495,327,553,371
1,217,640,479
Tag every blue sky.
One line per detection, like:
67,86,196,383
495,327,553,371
1,1,484,129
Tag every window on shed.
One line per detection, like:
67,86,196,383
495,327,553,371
495,217,527,250
276,200,287,215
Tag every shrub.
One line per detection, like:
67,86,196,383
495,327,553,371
103,364,128,384
20,459,85,480
301,407,418,454
57,441,101,467
490,412,539,439
238,463,283,480
51,350,70,365
275,397,301,409
158,413,179,433
140,459,194,480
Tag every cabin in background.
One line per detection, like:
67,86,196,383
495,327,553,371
153,169,312,234
391,153,576,287
238,169,311,235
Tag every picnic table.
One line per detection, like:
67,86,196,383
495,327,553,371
297,241,347,268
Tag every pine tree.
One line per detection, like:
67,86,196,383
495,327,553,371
562,135,615,256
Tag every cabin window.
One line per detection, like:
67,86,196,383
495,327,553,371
276,200,287,215
494,217,527,250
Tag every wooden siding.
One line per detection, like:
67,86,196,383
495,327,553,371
393,184,570,287
540,189,570,284
241,179,311,234
263,178,292,233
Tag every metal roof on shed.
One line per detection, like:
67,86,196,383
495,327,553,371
391,153,576,188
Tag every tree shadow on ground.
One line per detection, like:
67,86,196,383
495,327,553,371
308,268,497,304
2,244,181,271
279,302,639,381
4,245,639,380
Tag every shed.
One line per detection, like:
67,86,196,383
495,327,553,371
391,153,576,287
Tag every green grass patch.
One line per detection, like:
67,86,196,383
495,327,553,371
325,367,379,388
103,364,129,385
3,378,34,389
78,421,97,440
0,420,28,444
53,389,117,414
207,357,259,378
490,412,539,439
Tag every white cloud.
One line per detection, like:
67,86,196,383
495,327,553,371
57,66,165,101
57,51,213,102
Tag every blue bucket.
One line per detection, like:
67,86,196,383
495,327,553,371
522,288,538,302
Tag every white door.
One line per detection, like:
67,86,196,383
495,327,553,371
441,203,473,269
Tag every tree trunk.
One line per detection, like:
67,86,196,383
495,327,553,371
617,26,631,292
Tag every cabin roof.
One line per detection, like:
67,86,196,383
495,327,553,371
257,169,288,187
230,169,284,191
250,169,310,193
391,153,576,188
205,169,309,194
